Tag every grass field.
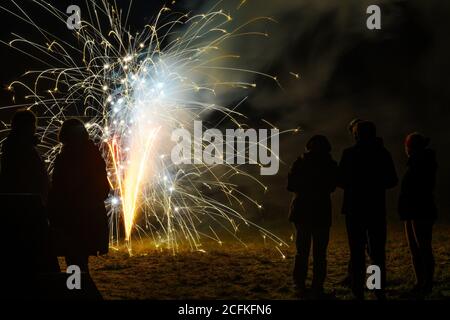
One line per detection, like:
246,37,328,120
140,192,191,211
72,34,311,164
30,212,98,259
77,223,450,300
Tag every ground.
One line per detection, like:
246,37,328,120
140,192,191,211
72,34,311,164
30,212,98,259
74,223,450,300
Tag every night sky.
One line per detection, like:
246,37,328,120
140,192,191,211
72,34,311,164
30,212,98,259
1,0,449,223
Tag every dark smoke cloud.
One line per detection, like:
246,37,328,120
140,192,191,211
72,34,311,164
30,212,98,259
182,0,450,222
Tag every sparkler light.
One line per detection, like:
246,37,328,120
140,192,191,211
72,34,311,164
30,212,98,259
1,0,290,254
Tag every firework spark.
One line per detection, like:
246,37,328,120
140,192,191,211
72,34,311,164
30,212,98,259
1,0,291,254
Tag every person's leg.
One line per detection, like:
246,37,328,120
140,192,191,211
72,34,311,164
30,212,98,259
367,217,387,300
405,220,424,289
338,258,352,287
412,220,434,293
346,215,366,299
294,224,312,290
311,227,330,295
79,256,89,273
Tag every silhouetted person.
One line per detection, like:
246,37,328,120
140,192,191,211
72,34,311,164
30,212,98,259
340,118,364,288
48,119,110,273
398,133,437,297
0,109,59,297
338,121,398,300
0,109,48,200
288,135,338,299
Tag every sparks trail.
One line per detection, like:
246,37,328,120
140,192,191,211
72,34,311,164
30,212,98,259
1,0,293,255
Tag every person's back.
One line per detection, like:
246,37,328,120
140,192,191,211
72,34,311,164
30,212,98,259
338,121,397,300
0,110,49,202
288,149,338,227
398,133,437,296
399,144,437,221
339,122,398,218
51,139,109,210
0,109,58,297
48,118,110,272
287,135,337,298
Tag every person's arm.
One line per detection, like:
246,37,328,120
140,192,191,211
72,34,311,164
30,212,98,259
409,158,437,194
337,149,350,189
47,156,64,222
384,150,398,189
99,156,110,200
92,148,110,200
32,149,50,205
287,158,302,192
328,161,339,193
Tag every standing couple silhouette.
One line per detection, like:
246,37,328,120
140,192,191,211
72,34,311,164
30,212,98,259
0,109,110,293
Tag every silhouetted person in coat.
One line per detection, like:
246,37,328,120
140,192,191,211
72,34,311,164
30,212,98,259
0,109,59,297
338,121,398,300
340,118,364,288
48,119,110,273
399,133,437,297
0,109,49,201
288,135,338,299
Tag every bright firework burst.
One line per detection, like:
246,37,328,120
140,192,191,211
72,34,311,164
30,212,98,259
1,0,291,255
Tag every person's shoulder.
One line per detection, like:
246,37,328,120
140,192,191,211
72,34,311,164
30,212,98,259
85,140,100,154
341,145,356,157
424,148,436,159
290,154,306,171
330,158,338,167
86,140,106,164
378,144,393,158
292,155,304,167
1,135,18,153
53,150,64,164
324,157,338,171
422,148,437,167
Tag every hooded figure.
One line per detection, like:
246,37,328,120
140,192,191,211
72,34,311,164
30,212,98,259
48,119,110,272
398,132,437,296
287,135,338,298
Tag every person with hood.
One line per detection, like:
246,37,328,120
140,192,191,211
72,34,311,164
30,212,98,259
338,121,398,300
48,118,110,273
287,135,338,299
398,133,437,296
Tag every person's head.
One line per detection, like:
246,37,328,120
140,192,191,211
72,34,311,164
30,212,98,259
58,118,89,145
355,121,376,143
11,109,37,137
404,132,430,157
348,118,363,140
306,134,332,154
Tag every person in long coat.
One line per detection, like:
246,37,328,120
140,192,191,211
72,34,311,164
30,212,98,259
398,132,437,296
48,118,110,272
0,109,59,298
287,135,338,298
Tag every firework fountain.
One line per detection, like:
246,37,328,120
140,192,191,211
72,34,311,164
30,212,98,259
1,0,291,255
